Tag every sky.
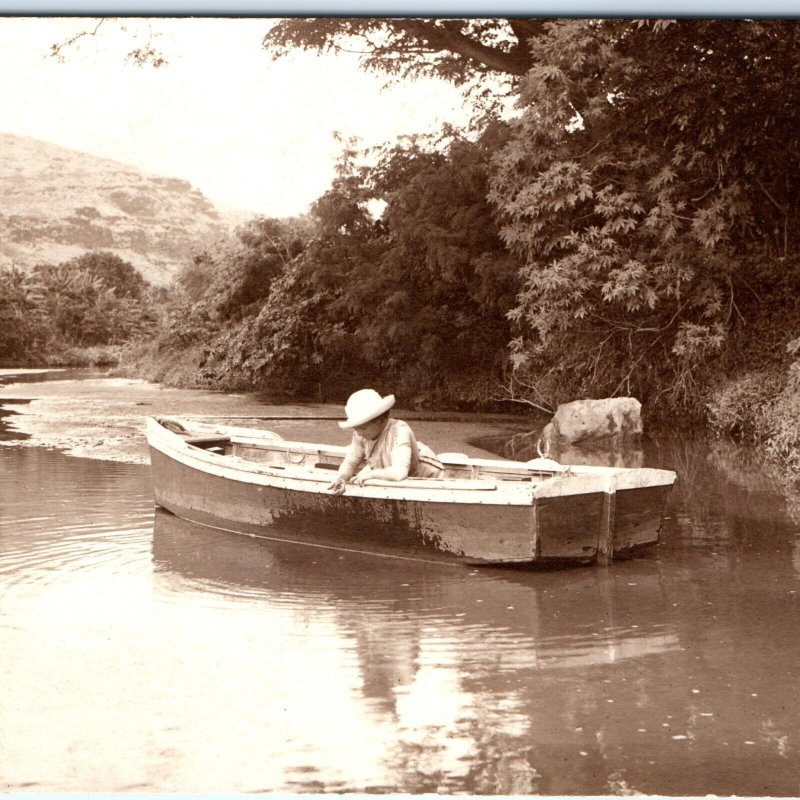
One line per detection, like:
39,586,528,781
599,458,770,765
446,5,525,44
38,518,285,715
0,17,471,217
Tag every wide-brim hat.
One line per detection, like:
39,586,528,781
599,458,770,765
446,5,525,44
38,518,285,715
339,389,396,429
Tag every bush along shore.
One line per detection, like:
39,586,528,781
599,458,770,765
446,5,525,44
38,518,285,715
4,21,800,479
1,251,161,370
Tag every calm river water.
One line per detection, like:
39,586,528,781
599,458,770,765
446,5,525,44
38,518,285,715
1,371,799,795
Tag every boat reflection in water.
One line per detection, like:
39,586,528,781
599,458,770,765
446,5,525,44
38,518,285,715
151,508,680,794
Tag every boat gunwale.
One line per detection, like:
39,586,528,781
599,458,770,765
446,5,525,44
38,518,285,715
147,417,541,505
162,417,677,484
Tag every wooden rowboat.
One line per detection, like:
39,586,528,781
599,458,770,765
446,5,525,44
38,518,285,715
146,416,677,567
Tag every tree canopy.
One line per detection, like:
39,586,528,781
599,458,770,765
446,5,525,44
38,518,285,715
263,18,547,88
254,19,800,418
486,19,800,412
0,251,158,364
151,130,519,404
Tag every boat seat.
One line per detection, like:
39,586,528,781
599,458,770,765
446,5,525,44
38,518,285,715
182,435,231,450
314,461,340,471
438,452,470,463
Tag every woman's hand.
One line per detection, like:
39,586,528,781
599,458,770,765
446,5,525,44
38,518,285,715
327,475,347,495
352,465,374,486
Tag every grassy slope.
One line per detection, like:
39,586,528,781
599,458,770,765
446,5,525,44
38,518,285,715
0,132,249,285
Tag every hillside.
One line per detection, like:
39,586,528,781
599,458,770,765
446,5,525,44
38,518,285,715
0,133,251,285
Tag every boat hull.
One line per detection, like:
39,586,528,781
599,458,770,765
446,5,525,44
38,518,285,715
149,447,538,564
146,416,676,566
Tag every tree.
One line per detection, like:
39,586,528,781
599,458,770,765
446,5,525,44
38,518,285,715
64,251,148,299
0,267,47,363
146,215,316,388
49,18,168,67
0,251,161,364
52,17,545,87
208,129,519,403
171,215,308,325
263,17,547,108
60,16,800,421
31,253,158,346
197,163,386,396
342,125,520,404
488,19,800,415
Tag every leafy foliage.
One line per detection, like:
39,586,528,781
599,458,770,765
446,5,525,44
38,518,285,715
144,215,307,356
489,20,800,416
0,266,48,363
706,370,782,439
136,216,315,386
31,253,157,346
263,18,544,84
0,251,158,364
263,18,554,121
715,333,800,475
340,126,519,404
123,18,800,449
147,132,519,405
181,216,309,323
65,251,150,299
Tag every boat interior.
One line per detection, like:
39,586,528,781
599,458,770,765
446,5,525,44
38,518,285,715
160,419,565,483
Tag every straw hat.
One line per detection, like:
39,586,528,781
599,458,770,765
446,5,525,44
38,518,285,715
339,389,396,429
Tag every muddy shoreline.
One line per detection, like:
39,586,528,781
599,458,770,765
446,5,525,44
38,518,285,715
0,369,533,465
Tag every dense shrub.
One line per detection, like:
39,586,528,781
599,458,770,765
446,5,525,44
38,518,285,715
754,339,800,473
489,21,800,419
0,251,159,364
149,133,519,407
706,371,783,439
0,266,48,364
128,216,313,390
130,19,800,468
762,389,800,473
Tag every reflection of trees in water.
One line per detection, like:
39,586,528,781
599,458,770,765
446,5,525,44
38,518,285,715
152,507,800,794
794,537,800,578
646,433,800,549
473,746,542,794
152,512,687,793
350,617,420,715
704,436,800,534
499,427,800,535
630,437,800,793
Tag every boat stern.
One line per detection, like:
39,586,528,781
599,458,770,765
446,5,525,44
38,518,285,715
531,467,676,564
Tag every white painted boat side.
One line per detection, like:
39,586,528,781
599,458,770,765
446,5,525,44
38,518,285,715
146,417,676,507
611,467,677,490
533,472,613,499
146,418,537,506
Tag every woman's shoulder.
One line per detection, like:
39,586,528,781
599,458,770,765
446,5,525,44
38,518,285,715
389,418,415,442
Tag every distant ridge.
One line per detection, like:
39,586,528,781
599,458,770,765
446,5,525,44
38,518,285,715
0,132,254,285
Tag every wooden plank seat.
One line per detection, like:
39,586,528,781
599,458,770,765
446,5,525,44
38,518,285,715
181,435,232,450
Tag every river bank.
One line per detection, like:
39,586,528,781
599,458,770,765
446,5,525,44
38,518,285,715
0,368,533,465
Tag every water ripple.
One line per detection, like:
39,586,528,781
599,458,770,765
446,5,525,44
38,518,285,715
0,446,154,592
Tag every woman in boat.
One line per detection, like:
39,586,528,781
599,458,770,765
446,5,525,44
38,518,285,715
327,389,443,495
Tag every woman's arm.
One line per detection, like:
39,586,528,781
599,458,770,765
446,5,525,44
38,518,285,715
353,442,412,485
327,436,365,494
